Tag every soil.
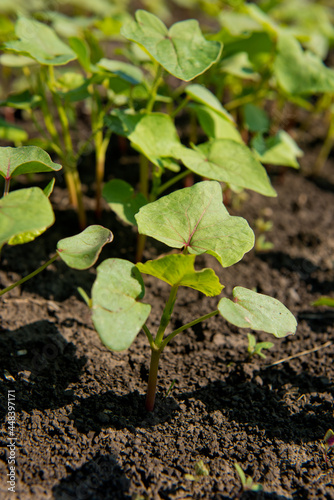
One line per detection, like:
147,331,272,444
1,115,334,499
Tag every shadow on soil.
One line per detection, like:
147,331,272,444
178,363,334,443
52,452,131,500
0,320,86,422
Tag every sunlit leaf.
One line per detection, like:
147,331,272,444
92,258,151,351
136,181,254,267
0,146,62,180
176,139,277,197
121,10,222,81
218,286,297,338
57,225,113,270
4,17,77,66
0,187,54,248
274,33,334,95
137,254,223,296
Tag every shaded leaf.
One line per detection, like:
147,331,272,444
185,84,233,122
103,179,147,226
0,90,41,110
92,259,151,351
251,131,303,168
176,139,276,197
105,111,181,171
243,104,270,133
0,119,28,143
0,146,62,180
57,225,113,270
135,181,254,267
137,254,223,296
191,104,242,142
0,187,54,248
218,286,297,338
97,58,143,85
121,10,222,81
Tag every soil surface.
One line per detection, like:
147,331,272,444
1,128,334,499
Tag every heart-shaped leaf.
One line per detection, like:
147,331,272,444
4,17,77,66
218,286,297,338
251,131,303,168
0,187,55,249
274,33,334,95
176,139,277,197
137,254,223,297
103,179,147,226
121,10,222,81
92,259,151,351
0,146,62,180
185,84,233,122
136,181,254,267
57,225,113,270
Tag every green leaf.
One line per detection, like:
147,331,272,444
97,58,143,85
218,286,297,338
176,139,277,197
137,254,223,296
92,259,151,351
185,84,233,122
0,90,41,110
191,104,242,142
0,187,54,248
4,17,77,66
56,225,113,270
121,10,222,81
251,131,303,168
220,52,260,81
103,179,147,226
274,33,334,95
0,146,62,180
105,111,181,170
0,53,36,67
68,36,91,71
243,104,270,133
43,178,55,198
135,181,254,267
312,296,334,308
0,119,28,143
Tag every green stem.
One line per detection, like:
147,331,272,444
155,285,179,345
0,254,59,297
314,108,334,175
156,169,191,196
171,95,190,119
224,89,267,111
95,130,112,219
160,310,219,350
142,324,155,350
146,64,163,113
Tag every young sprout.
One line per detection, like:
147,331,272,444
247,333,274,359
234,462,263,494
322,429,334,465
